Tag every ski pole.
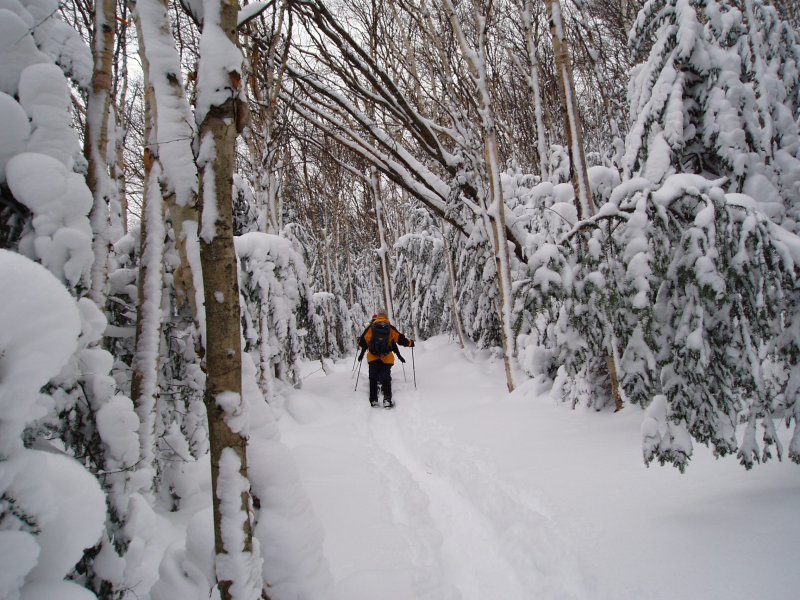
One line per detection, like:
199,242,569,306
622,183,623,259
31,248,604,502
412,346,417,389
354,355,363,391
351,351,358,376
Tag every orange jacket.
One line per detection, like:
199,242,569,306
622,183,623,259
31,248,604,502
358,315,413,365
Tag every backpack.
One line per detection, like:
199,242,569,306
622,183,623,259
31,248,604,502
368,322,392,357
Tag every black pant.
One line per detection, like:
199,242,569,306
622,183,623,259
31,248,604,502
368,360,392,402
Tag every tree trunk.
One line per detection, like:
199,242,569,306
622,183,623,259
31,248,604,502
406,263,419,341
132,0,203,361
547,0,594,220
85,0,117,307
111,32,129,236
522,1,549,180
196,0,261,597
114,124,128,235
548,0,622,410
482,133,517,392
243,2,289,235
440,219,466,350
442,0,516,391
372,168,395,320
199,114,258,600
129,30,164,474
130,167,165,474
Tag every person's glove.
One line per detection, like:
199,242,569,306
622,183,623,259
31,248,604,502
358,349,366,361
398,354,406,363
408,339,415,347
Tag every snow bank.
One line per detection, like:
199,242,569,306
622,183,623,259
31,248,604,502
150,508,218,600
150,355,331,600
244,354,333,599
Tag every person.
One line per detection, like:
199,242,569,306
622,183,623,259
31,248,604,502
357,309,414,408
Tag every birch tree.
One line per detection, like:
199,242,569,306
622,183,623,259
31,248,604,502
371,169,396,320
242,0,292,234
195,0,262,596
128,39,164,478
547,0,623,410
441,0,517,391
85,0,118,308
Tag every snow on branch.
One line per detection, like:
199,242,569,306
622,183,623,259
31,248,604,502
237,0,274,29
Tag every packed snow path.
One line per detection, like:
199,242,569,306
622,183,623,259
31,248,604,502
278,336,800,600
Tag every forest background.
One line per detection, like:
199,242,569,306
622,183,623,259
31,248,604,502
1,0,800,598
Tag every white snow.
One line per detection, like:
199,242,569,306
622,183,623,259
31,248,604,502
266,336,800,600
0,91,30,182
6,152,94,289
216,391,248,435
134,0,198,207
198,133,219,243
215,448,262,600
238,1,268,27
195,0,244,126
0,250,106,600
18,581,99,600
0,7,47,96
19,63,80,169
0,249,80,452
96,394,141,466
19,451,106,582
4,253,797,600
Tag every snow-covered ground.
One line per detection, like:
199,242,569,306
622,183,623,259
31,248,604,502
276,335,800,600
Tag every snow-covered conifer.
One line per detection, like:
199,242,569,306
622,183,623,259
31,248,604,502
612,176,799,470
394,208,451,340
237,233,310,396
0,4,156,593
626,0,800,230
0,251,106,600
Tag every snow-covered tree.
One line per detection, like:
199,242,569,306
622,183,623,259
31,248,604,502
0,250,107,600
193,0,263,594
237,232,310,395
628,176,800,470
394,207,452,341
84,0,120,308
626,0,800,230
0,3,157,594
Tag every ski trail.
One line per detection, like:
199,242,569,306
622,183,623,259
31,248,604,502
368,406,528,600
359,410,459,600
290,353,596,600
362,351,596,600
399,396,595,600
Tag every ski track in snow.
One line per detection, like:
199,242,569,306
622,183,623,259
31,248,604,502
371,404,536,600
288,347,598,600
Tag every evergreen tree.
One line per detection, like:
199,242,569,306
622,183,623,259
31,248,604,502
626,175,799,470
237,233,310,395
0,2,152,593
625,0,800,230
394,207,452,340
